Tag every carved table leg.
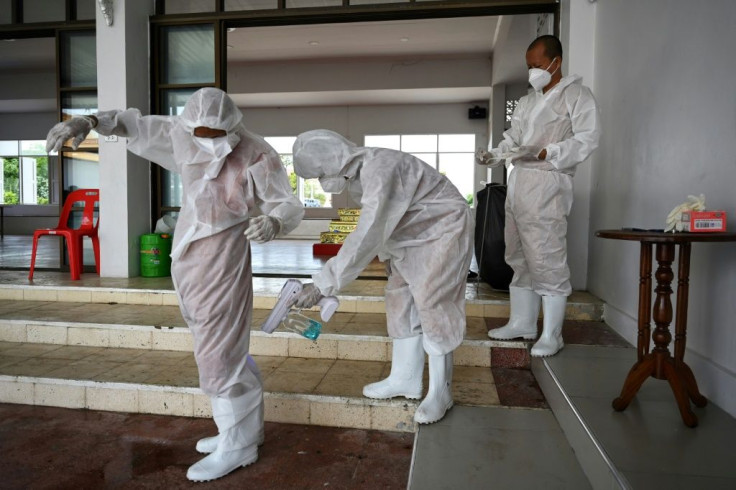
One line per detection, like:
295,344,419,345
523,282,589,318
674,242,707,407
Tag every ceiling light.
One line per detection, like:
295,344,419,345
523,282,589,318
400,37,410,43
308,41,319,46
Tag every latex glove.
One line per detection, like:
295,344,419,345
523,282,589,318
475,148,504,167
295,283,322,309
45,116,97,153
665,194,706,232
244,215,281,243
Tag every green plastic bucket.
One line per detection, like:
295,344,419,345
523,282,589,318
140,233,172,277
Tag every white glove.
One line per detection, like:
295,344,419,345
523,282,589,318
475,148,504,167
244,215,281,243
295,283,322,309
510,146,543,162
45,116,97,153
665,194,706,232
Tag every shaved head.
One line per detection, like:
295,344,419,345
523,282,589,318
527,35,563,61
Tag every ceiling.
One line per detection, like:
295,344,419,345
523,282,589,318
0,14,534,111
226,16,501,62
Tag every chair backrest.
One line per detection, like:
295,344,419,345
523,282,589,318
59,189,99,232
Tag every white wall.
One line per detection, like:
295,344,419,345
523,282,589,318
588,0,736,416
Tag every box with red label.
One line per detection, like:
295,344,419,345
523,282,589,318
680,211,727,232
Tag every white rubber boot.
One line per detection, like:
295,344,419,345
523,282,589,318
531,295,566,357
414,352,453,424
488,287,541,340
363,335,424,399
187,368,263,482
196,356,265,454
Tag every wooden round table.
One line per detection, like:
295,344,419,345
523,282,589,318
596,229,736,427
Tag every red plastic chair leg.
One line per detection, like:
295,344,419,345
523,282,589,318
28,234,40,280
66,236,81,281
92,236,100,275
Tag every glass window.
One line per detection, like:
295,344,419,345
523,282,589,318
350,0,405,4
60,31,97,87
365,133,475,206
75,0,96,20
286,0,342,7
264,136,332,208
364,135,400,150
160,88,199,208
161,24,216,85
225,0,278,10
165,0,216,14
61,92,98,149
23,0,65,23
63,153,99,195
0,141,51,205
401,134,437,153
0,0,12,24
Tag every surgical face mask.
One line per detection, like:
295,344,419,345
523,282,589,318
193,135,233,161
319,175,348,194
528,58,558,92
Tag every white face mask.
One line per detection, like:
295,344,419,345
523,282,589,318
319,175,348,194
528,58,559,92
193,136,233,161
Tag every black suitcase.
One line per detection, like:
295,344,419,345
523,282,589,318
474,183,514,290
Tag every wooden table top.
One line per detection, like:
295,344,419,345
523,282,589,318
596,229,736,243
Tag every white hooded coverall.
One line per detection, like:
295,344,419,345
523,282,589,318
94,88,304,450
294,130,474,356
491,75,601,296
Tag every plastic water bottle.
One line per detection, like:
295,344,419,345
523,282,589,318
283,311,322,340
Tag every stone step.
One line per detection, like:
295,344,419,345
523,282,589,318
0,271,605,321
0,299,521,368
0,341,501,433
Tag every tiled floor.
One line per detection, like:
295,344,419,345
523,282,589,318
534,345,736,489
0,403,413,489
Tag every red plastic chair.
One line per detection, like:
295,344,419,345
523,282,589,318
29,189,100,281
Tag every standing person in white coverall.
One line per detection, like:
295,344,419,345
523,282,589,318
478,35,601,357
292,130,474,424
45,88,304,482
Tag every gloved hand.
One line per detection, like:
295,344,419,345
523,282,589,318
244,215,281,243
295,283,322,309
509,146,543,162
45,116,97,153
475,148,504,167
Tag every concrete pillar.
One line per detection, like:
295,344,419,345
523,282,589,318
96,0,153,277
560,0,598,290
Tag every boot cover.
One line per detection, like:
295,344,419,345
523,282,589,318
363,335,424,399
488,287,541,340
196,429,265,454
414,353,453,424
186,444,258,482
531,295,566,357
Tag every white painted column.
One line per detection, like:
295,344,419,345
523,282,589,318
96,0,153,277
559,0,598,290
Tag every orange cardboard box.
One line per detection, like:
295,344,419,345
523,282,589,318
680,211,727,232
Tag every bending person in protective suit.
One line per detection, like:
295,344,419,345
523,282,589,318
477,35,601,357
292,129,474,425
45,88,304,482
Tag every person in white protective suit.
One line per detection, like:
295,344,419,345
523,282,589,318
45,88,304,482
292,130,474,425
477,35,601,357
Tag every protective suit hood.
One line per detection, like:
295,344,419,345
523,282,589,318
178,87,244,179
293,130,366,180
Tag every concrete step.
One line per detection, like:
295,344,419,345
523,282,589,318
0,270,605,321
0,341,501,434
0,299,521,368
